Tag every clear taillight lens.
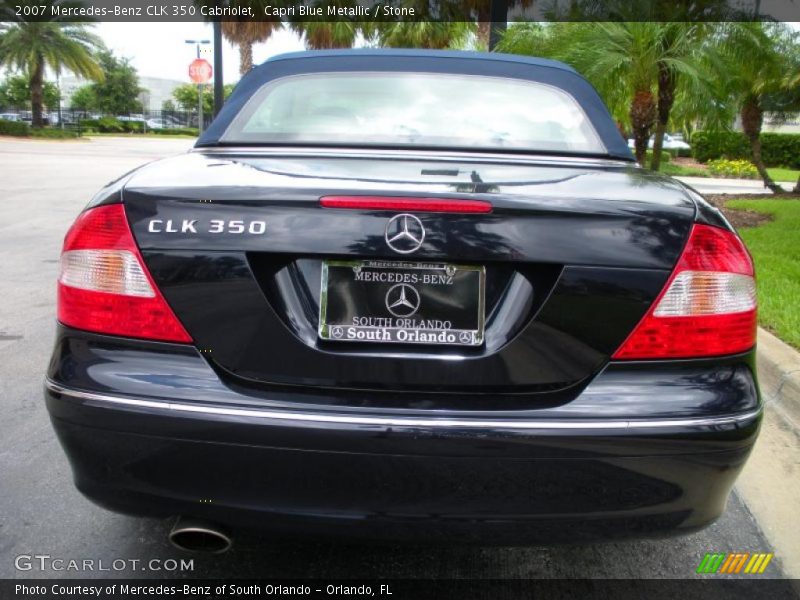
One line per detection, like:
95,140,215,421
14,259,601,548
652,271,756,317
60,250,154,297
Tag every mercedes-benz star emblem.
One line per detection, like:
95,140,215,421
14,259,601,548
385,283,421,318
385,213,425,254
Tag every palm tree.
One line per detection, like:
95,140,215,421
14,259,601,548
499,23,661,164
0,20,102,127
464,0,535,49
376,22,475,50
788,69,800,194
648,23,716,170
720,23,793,193
221,21,281,76
290,20,364,50
499,22,718,168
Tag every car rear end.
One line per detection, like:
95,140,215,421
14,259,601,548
45,51,761,544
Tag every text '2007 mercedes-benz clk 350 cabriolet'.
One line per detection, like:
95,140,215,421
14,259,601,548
46,50,760,552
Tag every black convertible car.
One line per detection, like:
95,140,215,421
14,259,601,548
46,50,760,551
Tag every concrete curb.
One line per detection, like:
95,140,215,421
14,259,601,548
756,327,800,429
737,328,800,579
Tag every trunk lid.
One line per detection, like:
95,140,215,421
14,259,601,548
123,151,695,406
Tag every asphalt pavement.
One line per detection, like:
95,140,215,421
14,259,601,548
0,136,791,582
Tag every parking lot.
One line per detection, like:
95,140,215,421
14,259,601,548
0,136,793,582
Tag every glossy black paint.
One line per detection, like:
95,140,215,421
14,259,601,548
120,153,699,397
50,417,753,544
124,154,694,270
46,326,760,543
47,325,760,420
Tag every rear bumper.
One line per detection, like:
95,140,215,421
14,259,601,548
44,326,762,544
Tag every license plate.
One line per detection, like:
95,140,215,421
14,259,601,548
319,260,485,346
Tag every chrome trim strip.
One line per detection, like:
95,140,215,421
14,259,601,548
45,379,761,431
190,146,632,168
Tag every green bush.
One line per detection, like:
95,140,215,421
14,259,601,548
692,130,800,168
645,150,671,164
97,117,125,133
79,117,127,133
707,158,759,179
0,119,81,139
761,134,800,169
121,120,144,133
30,128,80,139
151,127,199,136
691,131,750,163
0,119,31,136
78,119,98,133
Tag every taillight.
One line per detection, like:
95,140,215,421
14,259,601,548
57,204,191,343
613,224,756,360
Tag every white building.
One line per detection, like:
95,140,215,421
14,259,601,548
763,113,800,135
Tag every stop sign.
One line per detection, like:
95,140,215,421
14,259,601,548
188,58,213,84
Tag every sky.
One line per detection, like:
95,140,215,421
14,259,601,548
94,22,307,84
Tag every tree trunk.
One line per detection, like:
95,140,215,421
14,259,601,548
30,57,45,128
650,64,676,172
239,42,253,76
477,22,491,48
741,99,782,193
629,90,656,165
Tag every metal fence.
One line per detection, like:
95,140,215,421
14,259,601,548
0,108,211,132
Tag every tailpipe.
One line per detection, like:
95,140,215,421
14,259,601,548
168,517,232,553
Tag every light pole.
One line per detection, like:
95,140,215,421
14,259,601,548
185,39,210,133
213,21,223,118
56,71,63,130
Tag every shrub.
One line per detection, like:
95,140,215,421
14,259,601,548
0,119,31,136
78,119,99,133
707,158,759,179
122,120,144,133
691,131,750,163
761,133,800,169
0,120,81,139
97,117,125,133
151,127,199,136
79,117,126,133
30,128,80,139
692,130,800,168
645,150,671,164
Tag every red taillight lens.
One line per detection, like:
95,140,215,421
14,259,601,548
320,196,493,213
613,224,756,360
57,204,191,343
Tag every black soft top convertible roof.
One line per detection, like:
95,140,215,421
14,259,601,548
197,49,634,161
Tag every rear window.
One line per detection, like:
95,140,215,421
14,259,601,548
222,72,605,154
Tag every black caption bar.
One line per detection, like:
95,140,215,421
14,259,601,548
3,579,800,600
3,0,800,22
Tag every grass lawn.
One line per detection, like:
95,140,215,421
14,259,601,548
767,167,799,182
726,198,800,348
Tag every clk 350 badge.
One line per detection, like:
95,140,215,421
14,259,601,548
147,219,267,234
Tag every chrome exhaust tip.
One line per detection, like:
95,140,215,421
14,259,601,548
168,517,232,554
